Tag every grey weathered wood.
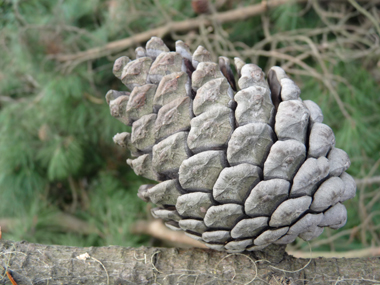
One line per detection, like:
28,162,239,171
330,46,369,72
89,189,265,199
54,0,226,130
2,240,379,285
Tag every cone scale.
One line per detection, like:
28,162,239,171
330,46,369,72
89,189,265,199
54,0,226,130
106,37,356,252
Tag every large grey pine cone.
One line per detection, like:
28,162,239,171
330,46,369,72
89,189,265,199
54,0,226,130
106,37,356,253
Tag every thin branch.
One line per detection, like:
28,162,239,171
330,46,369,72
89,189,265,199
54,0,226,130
347,0,380,36
50,0,287,65
131,219,380,259
53,0,372,65
355,176,380,186
0,213,101,236
130,219,207,249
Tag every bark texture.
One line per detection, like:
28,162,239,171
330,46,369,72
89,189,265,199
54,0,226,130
0,240,379,284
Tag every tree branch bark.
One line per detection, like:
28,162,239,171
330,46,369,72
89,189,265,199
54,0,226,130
51,0,290,63
50,0,379,66
1,240,379,284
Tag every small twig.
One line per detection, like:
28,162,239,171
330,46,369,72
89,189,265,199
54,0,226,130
76,252,109,285
355,176,380,186
0,213,101,236
306,227,361,249
150,251,164,274
131,219,207,249
49,0,300,67
0,96,18,103
347,0,380,36
365,187,380,210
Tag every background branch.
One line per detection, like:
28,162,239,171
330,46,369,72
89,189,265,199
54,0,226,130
52,0,380,66
50,0,379,68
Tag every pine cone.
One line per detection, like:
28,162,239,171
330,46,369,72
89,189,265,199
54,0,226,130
106,37,356,252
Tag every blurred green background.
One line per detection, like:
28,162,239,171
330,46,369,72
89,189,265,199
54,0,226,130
0,0,379,254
